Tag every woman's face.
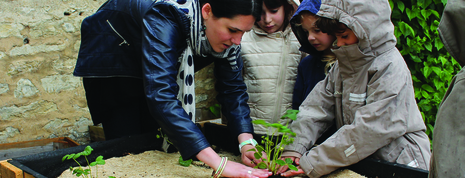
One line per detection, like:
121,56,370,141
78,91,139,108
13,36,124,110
300,13,335,52
256,2,286,34
202,4,255,53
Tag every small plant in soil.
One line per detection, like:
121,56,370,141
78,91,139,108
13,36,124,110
156,128,194,167
249,109,299,175
62,145,115,178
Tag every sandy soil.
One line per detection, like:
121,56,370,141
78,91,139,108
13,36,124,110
58,150,366,178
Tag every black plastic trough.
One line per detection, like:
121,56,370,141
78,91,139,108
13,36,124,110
7,122,429,178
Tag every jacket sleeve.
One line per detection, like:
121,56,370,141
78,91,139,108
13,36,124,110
214,54,254,137
141,4,209,160
284,72,336,156
298,59,418,177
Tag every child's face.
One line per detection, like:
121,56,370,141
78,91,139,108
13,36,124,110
301,13,336,52
256,2,286,34
335,24,359,47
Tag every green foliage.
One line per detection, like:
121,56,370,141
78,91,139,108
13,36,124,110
209,104,221,118
389,0,461,144
178,156,193,167
249,109,299,174
156,128,193,167
62,146,115,178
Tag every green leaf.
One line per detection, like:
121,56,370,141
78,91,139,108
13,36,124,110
254,152,262,159
423,64,432,78
389,0,394,10
258,162,268,169
178,156,193,167
276,159,286,166
208,104,221,118
435,37,444,51
95,156,105,165
421,9,432,19
89,162,97,166
406,8,415,20
252,119,266,125
431,66,442,76
399,21,415,37
271,123,283,128
421,90,430,98
72,153,81,160
421,84,435,93
433,78,442,90
285,158,293,164
256,145,265,152
288,165,298,171
409,54,422,63
427,124,434,134
398,1,405,12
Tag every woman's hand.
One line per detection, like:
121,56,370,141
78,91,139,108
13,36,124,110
222,160,272,178
276,156,299,174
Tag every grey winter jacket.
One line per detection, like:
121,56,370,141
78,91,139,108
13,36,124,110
429,0,465,177
282,0,431,177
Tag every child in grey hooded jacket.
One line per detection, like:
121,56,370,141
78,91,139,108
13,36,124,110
429,0,465,177
279,0,431,177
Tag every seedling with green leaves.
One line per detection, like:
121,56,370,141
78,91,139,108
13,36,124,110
62,145,115,178
249,109,299,174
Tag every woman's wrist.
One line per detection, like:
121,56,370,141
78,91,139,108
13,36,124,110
196,147,222,170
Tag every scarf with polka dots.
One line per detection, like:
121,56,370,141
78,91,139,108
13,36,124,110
158,0,241,122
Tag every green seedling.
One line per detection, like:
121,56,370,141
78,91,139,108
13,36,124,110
249,109,299,174
156,128,193,167
62,145,115,178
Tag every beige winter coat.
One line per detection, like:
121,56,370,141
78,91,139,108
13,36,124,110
282,0,431,177
429,0,465,177
241,25,306,134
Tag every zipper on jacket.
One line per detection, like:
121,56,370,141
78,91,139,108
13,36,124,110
106,20,130,46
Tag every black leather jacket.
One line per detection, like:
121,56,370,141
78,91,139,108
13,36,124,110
74,0,253,159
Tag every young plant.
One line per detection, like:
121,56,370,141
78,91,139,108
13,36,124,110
156,128,194,167
62,145,115,178
249,109,299,174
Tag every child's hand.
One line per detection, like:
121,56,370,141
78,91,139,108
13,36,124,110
241,144,267,167
276,156,299,174
280,166,305,177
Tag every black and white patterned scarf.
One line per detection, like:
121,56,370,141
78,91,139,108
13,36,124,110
157,0,241,122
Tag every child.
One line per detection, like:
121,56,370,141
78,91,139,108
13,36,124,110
429,0,465,177
279,0,431,177
240,0,304,148
290,0,336,110
290,0,337,145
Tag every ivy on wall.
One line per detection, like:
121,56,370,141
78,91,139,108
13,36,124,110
389,0,462,144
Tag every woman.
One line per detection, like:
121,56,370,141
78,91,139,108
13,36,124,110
73,0,271,177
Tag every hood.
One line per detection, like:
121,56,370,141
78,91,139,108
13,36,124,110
438,0,465,66
290,0,323,55
317,0,397,57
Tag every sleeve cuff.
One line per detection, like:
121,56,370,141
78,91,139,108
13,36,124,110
300,153,322,178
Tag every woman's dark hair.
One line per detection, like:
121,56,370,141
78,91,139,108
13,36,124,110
263,0,295,29
315,17,346,36
200,0,263,21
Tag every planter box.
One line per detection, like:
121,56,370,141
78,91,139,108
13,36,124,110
2,123,429,178
0,137,79,178
0,137,79,161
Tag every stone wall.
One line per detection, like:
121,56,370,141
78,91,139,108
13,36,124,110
0,0,218,145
